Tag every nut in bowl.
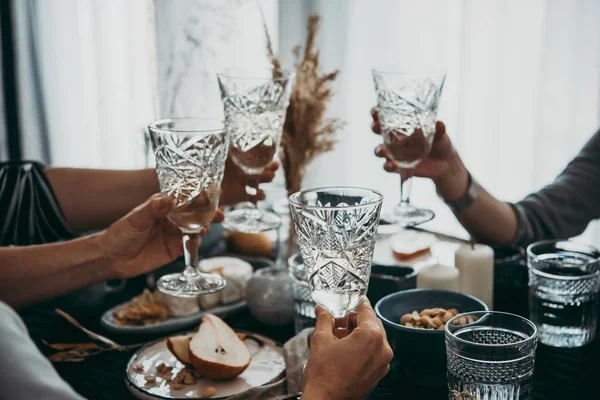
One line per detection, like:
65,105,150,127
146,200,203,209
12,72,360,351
375,289,488,387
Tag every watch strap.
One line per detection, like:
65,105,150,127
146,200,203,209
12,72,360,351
444,173,480,213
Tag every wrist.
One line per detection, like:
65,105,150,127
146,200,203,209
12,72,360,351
94,231,122,280
433,149,469,202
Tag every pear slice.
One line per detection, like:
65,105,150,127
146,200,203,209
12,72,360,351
166,335,192,366
189,314,251,380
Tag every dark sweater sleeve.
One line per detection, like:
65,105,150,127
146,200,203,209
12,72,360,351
0,161,75,246
512,129,600,247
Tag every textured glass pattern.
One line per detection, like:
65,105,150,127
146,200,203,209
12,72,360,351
152,131,229,206
289,188,383,318
528,241,600,348
445,312,537,400
372,71,445,169
218,70,294,174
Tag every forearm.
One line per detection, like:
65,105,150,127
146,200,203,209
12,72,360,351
0,235,115,309
434,153,518,246
45,168,159,232
301,384,333,400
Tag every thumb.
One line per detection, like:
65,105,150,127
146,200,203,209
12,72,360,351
128,194,173,231
314,306,335,335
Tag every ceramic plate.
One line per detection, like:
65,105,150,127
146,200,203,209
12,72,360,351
101,301,247,336
125,332,285,399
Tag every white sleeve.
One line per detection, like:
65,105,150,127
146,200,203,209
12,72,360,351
0,302,86,400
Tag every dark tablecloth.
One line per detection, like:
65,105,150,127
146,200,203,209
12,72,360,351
20,270,598,400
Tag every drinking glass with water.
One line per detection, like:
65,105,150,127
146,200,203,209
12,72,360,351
445,311,538,400
527,240,600,348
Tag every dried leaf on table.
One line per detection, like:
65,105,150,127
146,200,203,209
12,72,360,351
55,308,122,349
42,340,101,351
47,348,103,363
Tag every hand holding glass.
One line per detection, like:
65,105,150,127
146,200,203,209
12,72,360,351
289,187,383,331
149,118,229,297
218,68,295,233
372,70,446,226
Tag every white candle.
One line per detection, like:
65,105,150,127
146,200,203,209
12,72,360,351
455,243,494,309
417,263,460,292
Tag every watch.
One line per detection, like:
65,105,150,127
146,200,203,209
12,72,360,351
444,173,480,213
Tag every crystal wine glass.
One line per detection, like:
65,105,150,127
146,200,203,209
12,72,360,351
149,118,229,297
289,187,383,331
372,70,446,226
218,67,295,233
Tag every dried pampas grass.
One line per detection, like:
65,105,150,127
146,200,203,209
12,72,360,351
263,12,343,196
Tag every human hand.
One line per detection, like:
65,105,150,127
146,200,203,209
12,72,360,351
371,107,454,179
302,300,394,400
219,156,279,206
98,194,224,279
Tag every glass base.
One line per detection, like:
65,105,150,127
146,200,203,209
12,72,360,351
223,208,281,233
156,273,226,297
392,204,435,227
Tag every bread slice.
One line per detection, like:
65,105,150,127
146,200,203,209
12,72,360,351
189,314,251,380
166,335,192,365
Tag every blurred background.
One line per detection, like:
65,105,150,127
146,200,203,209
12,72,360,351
1,0,599,245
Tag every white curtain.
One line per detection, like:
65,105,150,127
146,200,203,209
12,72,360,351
31,0,159,169
32,0,278,169
32,0,600,244
279,0,600,246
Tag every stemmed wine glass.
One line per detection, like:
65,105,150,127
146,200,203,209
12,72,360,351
149,118,229,297
218,67,295,233
289,187,383,331
372,69,446,227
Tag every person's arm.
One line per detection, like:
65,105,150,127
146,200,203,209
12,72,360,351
0,234,112,309
45,161,279,233
435,129,600,246
45,168,159,233
372,110,600,247
433,152,519,246
0,195,223,309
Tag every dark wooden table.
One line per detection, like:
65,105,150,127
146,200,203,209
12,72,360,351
20,265,598,400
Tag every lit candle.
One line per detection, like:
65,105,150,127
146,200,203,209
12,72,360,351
417,263,460,292
455,243,494,309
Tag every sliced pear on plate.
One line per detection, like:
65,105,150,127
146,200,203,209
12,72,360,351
189,314,251,380
166,335,193,366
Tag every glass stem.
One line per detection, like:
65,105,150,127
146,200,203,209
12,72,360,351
245,179,262,220
275,219,286,269
182,233,201,278
398,168,414,208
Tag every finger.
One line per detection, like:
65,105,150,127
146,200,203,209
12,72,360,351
374,145,389,159
383,160,399,173
348,311,358,330
200,226,210,236
211,209,224,223
166,235,184,259
259,169,276,183
248,189,266,203
245,177,260,188
314,306,335,335
370,107,379,121
356,298,378,326
129,195,173,231
266,160,279,171
435,120,446,136
371,120,381,134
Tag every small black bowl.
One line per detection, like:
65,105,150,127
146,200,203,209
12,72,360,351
375,289,488,387
367,264,417,305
